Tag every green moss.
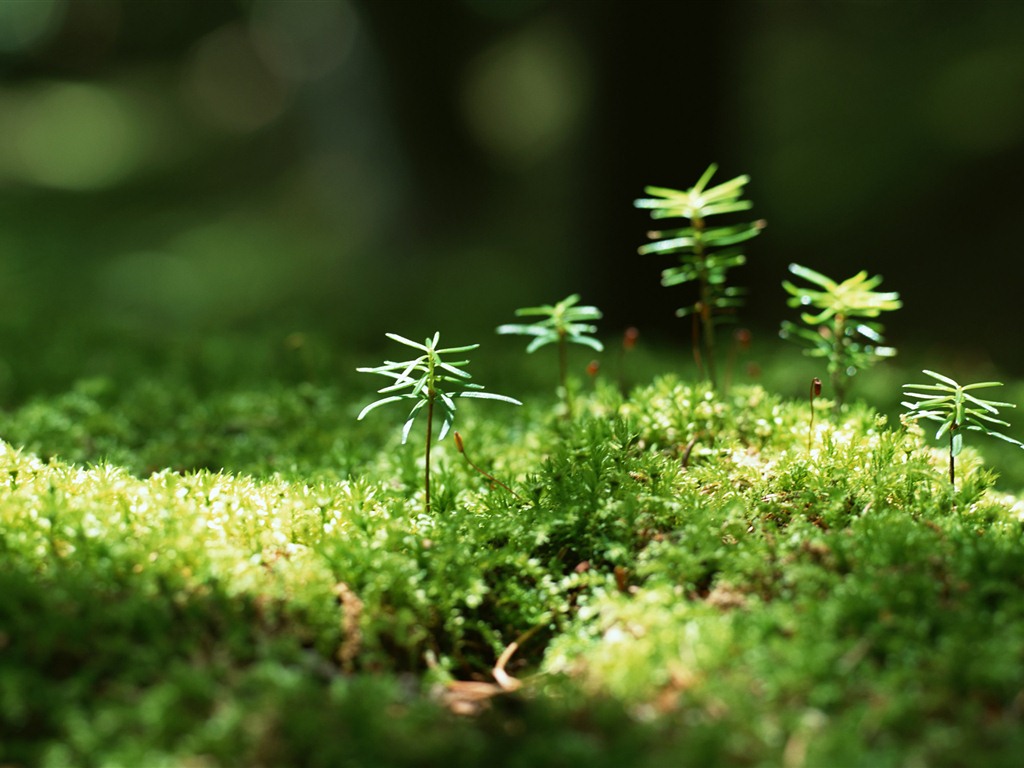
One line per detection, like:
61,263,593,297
1,362,1023,766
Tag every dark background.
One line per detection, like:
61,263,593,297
2,0,1023,399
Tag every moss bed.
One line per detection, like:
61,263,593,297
1,340,1023,767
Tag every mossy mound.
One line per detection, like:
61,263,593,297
1,373,1023,766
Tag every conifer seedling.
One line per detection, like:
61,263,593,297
781,263,901,417
357,332,521,513
902,369,1024,487
497,294,603,414
635,163,764,387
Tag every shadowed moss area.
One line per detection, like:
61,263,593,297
1,354,1023,767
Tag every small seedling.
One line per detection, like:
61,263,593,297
902,369,1024,487
497,294,603,414
635,163,764,388
454,431,523,502
781,263,901,417
357,332,521,513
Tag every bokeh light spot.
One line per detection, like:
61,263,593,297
0,0,65,53
461,23,589,167
11,82,146,190
182,23,289,134
249,0,356,82
460,0,545,22
102,217,312,329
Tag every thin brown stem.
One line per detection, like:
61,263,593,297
424,391,434,514
949,429,956,487
691,310,704,380
680,434,700,468
699,295,717,390
454,431,524,502
724,329,752,396
809,377,821,452
692,216,717,389
830,314,847,420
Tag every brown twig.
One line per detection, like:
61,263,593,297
454,432,524,502
492,623,544,692
681,435,700,468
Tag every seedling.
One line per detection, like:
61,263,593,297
781,263,901,417
635,163,764,388
497,294,603,414
357,332,521,513
902,369,1024,487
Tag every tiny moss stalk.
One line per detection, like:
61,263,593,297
809,377,822,452
724,328,751,394
454,431,523,502
618,326,639,394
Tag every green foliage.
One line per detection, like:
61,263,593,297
781,263,901,416
902,369,1024,486
0,376,358,480
635,164,764,387
497,294,603,411
496,294,604,356
357,332,520,513
357,332,521,444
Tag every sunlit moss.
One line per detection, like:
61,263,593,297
2,371,1024,766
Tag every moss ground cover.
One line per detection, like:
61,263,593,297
1,340,1023,767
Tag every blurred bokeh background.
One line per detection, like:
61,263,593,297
2,0,1024,401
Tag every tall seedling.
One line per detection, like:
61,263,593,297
635,163,764,388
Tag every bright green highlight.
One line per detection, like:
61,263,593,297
496,293,603,355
